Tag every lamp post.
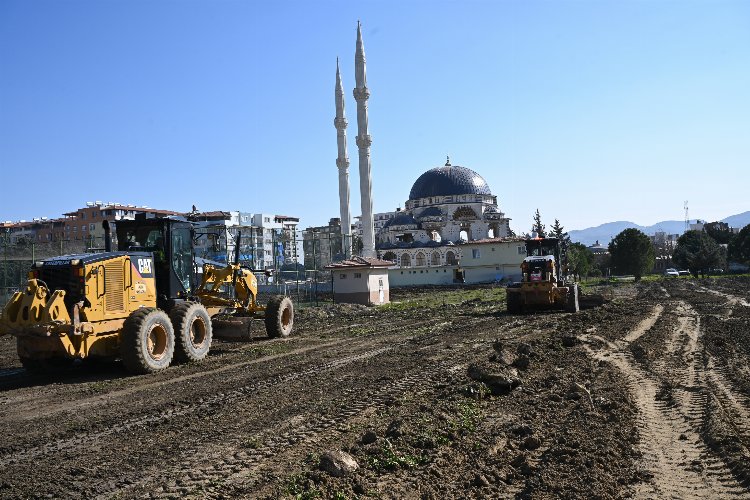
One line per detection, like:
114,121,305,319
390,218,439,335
2,229,8,300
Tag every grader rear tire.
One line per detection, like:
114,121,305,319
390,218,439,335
121,308,175,374
170,302,212,363
265,295,294,338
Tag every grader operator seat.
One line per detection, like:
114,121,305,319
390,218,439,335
115,217,195,309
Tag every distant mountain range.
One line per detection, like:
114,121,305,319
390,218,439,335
569,211,750,246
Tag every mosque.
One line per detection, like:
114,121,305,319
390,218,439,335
373,156,512,268
366,158,523,285
309,22,525,286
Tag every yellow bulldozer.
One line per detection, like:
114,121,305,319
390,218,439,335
506,237,579,314
0,217,294,374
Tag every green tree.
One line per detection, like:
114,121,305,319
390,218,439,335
703,221,734,245
567,242,594,280
608,228,655,281
729,224,750,264
672,230,726,277
532,209,546,238
550,219,571,264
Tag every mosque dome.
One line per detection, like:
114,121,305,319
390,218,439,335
417,206,444,219
408,161,492,200
383,212,419,229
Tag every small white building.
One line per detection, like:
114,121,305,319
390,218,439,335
326,256,393,305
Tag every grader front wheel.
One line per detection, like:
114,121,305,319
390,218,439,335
121,308,175,374
265,295,294,338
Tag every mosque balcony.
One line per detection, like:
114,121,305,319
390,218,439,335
355,134,372,148
418,216,444,223
484,213,506,220
353,86,370,100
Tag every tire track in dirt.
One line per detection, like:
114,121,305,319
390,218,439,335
0,315,490,467
580,299,749,498
623,305,664,343
0,344,395,466
706,359,750,435
688,283,750,308
109,352,472,498
101,315,553,498
704,354,750,486
667,281,750,487
0,316,450,419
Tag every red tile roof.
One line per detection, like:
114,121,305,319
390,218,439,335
462,237,525,245
326,256,394,269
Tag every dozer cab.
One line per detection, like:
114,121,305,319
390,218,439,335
0,217,294,374
506,237,579,314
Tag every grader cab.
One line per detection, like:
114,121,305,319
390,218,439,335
0,217,293,374
506,237,579,314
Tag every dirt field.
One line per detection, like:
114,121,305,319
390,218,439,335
1,278,749,499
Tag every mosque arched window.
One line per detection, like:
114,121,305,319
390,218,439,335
431,251,441,266
400,254,411,268
446,251,457,265
453,206,478,220
382,251,397,262
415,252,426,267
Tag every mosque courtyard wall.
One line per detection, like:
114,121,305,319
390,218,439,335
387,239,525,286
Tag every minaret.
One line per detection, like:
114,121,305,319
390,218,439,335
334,58,352,258
353,21,376,258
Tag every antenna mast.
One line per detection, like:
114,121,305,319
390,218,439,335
684,201,689,233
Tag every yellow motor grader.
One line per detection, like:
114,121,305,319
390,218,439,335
506,237,579,314
0,218,293,374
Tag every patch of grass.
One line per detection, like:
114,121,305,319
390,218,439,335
449,400,480,433
382,286,507,311
348,325,372,336
302,452,320,467
367,439,428,472
88,380,111,392
241,437,260,449
284,473,320,500
378,300,423,312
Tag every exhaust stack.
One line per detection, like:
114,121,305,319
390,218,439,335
102,220,112,252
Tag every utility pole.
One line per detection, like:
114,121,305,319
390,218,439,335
312,231,318,306
2,230,7,299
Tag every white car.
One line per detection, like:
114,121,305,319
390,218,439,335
664,268,679,277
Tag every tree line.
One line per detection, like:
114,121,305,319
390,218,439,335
526,210,750,281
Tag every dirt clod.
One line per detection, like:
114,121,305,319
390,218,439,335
319,450,359,477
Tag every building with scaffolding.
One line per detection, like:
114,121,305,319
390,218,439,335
190,211,299,272
302,218,346,271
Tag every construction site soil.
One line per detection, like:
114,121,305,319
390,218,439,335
1,278,749,499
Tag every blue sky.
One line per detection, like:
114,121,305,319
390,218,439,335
1,0,748,233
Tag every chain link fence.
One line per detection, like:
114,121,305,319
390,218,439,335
0,229,355,308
